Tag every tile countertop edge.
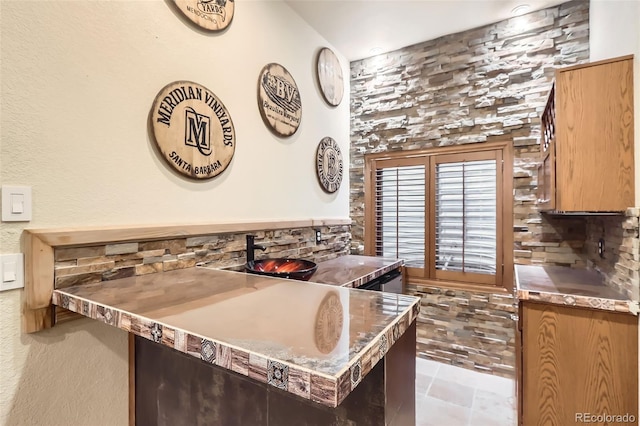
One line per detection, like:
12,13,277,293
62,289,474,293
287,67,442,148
331,259,404,289
515,265,638,315
52,287,420,408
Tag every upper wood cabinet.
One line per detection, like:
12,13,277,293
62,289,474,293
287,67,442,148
537,55,635,212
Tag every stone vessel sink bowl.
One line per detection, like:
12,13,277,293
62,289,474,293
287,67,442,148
245,258,318,281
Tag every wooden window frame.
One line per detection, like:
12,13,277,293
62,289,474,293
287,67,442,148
364,140,514,294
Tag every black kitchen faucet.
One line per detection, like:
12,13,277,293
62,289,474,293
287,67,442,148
246,234,266,263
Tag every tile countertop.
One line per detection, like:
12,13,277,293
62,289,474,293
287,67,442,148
52,266,420,408
515,264,637,314
308,254,403,288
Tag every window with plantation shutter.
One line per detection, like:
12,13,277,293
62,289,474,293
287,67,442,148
375,164,425,268
365,142,512,291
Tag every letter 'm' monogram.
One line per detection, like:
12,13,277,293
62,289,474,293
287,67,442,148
185,108,212,156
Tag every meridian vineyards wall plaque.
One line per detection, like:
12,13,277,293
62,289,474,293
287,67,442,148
258,63,302,137
173,0,235,31
316,137,343,193
151,81,235,180
316,47,344,107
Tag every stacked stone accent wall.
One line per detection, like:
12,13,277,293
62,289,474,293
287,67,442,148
406,284,516,378
585,209,640,300
53,225,351,289
349,1,590,378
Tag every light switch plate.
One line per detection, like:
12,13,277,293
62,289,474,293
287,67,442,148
2,185,32,222
0,253,24,291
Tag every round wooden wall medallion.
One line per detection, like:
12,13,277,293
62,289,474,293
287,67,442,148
173,0,235,31
258,63,302,137
150,81,235,180
314,291,343,354
316,48,344,107
316,137,343,193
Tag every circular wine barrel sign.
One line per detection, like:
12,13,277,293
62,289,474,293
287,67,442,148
317,47,344,107
257,63,302,137
316,137,343,193
173,0,235,31
150,81,235,180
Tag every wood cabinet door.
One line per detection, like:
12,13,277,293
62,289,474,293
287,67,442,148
522,302,638,426
555,57,634,211
537,150,555,211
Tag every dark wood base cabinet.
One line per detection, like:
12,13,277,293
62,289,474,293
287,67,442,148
518,302,638,426
133,322,416,426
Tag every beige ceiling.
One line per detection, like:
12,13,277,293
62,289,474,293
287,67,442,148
284,0,571,61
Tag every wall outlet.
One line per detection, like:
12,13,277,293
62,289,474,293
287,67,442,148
315,229,322,244
598,238,605,259
0,253,24,291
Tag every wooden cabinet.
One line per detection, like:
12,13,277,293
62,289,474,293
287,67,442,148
537,55,634,212
518,301,638,426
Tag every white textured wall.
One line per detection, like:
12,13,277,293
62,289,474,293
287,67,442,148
589,0,640,415
0,1,350,424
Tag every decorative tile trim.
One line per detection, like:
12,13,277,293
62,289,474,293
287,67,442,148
329,260,403,289
51,288,419,408
516,288,634,314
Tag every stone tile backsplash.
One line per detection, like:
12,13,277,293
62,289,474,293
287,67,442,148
53,226,351,289
585,209,640,300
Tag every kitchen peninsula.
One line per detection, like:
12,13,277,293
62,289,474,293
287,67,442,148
51,258,419,425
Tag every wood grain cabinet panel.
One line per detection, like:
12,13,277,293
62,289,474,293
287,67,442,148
520,301,638,426
538,55,634,212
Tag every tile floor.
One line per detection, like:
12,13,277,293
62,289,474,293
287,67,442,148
415,358,517,426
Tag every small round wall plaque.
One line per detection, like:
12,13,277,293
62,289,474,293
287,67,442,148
150,81,235,180
258,63,302,137
173,0,235,31
316,137,343,193
316,47,344,107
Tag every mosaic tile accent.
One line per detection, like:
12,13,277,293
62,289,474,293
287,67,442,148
267,360,288,390
52,283,419,408
200,339,216,363
350,361,362,390
379,334,388,358
151,323,163,343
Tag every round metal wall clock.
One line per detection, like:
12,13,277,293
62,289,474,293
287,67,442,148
172,0,235,32
316,137,343,193
316,47,344,107
150,80,235,180
257,63,302,137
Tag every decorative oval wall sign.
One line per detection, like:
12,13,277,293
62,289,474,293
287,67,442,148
150,81,235,180
257,63,302,137
316,47,344,107
173,0,235,31
316,137,343,193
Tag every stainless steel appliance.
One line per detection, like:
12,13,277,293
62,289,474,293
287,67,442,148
359,268,403,293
